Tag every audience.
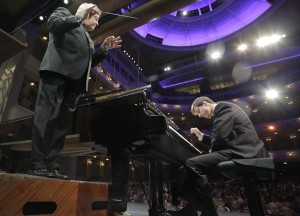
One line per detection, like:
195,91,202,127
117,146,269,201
126,177,300,215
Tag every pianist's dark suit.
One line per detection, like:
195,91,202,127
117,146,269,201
180,101,269,215
31,7,106,171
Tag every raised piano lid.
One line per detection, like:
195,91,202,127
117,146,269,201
95,85,151,103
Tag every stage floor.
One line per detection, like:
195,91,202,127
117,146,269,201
127,202,250,216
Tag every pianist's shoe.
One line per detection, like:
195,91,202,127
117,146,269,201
167,204,198,216
48,169,69,180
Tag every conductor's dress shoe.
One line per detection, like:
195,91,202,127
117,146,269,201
31,169,51,177
48,169,69,180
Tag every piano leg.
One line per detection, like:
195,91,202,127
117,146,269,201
157,161,164,210
108,149,130,214
148,160,167,216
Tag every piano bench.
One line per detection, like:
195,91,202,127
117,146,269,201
217,158,275,216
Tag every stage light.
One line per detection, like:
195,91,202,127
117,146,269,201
256,34,283,47
39,16,44,21
266,89,279,99
287,151,295,158
63,0,69,4
211,51,221,59
237,44,247,51
177,9,199,17
207,43,225,60
164,66,171,71
268,125,275,130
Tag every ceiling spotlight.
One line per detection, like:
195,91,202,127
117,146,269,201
63,0,69,4
39,16,44,21
266,89,279,99
211,51,221,60
268,125,275,130
287,152,295,157
164,66,171,71
237,44,247,51
256,34,283,47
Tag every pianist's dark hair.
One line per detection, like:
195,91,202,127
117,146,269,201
191,96,215,115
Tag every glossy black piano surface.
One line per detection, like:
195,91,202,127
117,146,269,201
73,87,202,165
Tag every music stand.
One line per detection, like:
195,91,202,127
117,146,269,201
0,28,27,64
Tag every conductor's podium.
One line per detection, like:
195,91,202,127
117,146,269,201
0,172,110,216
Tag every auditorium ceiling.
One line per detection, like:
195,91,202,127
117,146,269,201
1,0,300,153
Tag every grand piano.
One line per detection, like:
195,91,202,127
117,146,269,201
0,85,202,215
74,85,201,163
73,85,202,215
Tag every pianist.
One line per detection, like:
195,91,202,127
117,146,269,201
31,3,121,179
168,96,269,216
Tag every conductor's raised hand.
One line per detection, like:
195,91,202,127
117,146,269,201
102,36,122,51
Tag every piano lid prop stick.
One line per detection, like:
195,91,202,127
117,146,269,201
102,11,138,19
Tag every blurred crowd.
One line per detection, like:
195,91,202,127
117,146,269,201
127,177,300,215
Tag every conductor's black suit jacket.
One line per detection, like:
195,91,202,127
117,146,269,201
40,7,106,89
202,102,265,158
